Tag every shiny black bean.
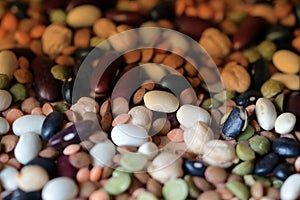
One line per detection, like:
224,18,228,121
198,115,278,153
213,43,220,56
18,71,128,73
25,157,57,179
250,58,270,90
272,137,300,158
47,120,98,149
235,90,262,107
273,162,295,181
3,189,41,200
31,56,62,102
222,106,248,138
41,111,65,140
160,74,193,98
254,152,280,176
62,75,75,104
57,155,77,180
183,160,207,177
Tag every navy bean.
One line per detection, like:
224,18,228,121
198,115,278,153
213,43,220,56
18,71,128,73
222,106,248,138
31,56,62,102
272,137,300,158
47,120,98,150
41,111,65,140
174,16,212,40
284,92,300,131
235,90,262,107
105,9,144,27
254,152,280,176
3,189,41,200
273,163,295,181
25,157,57,179
183,160,207,177
250,58,270,90
57,155,77,180
150,1,174,21
232,16,266,50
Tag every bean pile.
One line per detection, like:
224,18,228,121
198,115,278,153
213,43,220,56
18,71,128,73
0,0,300,200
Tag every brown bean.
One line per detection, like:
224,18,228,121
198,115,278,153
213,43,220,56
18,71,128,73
38,147,60,159
93,18,116,38
105,9,144,27
1,135,18,153
141,48,154,63
205,166,228,184
13,68,33,84
250,181,264,199
193,177,214,191
162,54,185,69
69,151,92,169
197,190,221,200
133,88,146,105
123,50,141,64
146,178,162,197
74,28,91,48
21,97,41,114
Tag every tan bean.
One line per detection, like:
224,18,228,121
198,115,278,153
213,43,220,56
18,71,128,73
93,18,116,38
55,55,75,67
162,54,185,69
74,28,91,48
1,134,18,153
69,151,92,169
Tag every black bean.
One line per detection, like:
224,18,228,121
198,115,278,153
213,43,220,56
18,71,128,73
273,162,295,181
3,189,41,200
41,111,65,140
222,106,248,138
272,137,300,158
254,152,280,176
25,157,57,179
160,74,193,98
250,58,270,90
235,90,262,107
264,25,293,44
61,75,75,104
183,160,207,177
8,1,28,19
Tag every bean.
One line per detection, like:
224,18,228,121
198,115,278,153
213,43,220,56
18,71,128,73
0,117,9,135
162,179,188,200
275,112,296,134
249,135,271,155
41,111,64,140
254,152,280,176
272,50,300,74
272,137,300,158
104,171,131,195
271,72,300,90
250,58,270,89
273,162,295,181
280,173,300,199
284,92,300,131
31,56,62,102
232,161,254,176
255,98,277,131
0,89,12,111
0,74,10,89
42,177,78,200
0,166,18,190
236,142,255,161
204,166,228,184
261,79,284,98
57,154,77,180
144,90,179,113
106,9,144,27
225,181,250,200
232,16,266,50
1,134,18,153
25,157,57,179
66,5,101,28
183,160,207,177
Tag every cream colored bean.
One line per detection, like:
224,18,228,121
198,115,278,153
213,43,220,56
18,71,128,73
0,89,12,111
144,90,179,113
271,72,300,90
66,5,101,28
272,50,300,74
0,50,18,80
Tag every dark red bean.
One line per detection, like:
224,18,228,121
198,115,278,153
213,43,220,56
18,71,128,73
90,52,124,95
9,48,35,61
174,16,212,40
284,92,300,131
47,120,98,150
232,16,267,50
31,56,62,102
65,0,117,12
57,154,77,180
105,9,144,27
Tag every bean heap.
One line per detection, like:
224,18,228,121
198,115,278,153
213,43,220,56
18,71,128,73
0,0,300,200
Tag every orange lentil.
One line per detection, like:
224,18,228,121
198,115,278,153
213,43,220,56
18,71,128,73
30,24,46,39
1,12,18,31
63,144,81,156
42,103,54,116
14,31,31,45
5,108,24,125
76,167,90,183
89,166,103,182
185,6,198,17
167,128,184,142
31,107,43,115
89,190,109,200
0,27,8,38
18,56,30,70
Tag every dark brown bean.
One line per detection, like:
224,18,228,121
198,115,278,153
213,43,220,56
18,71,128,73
105,9,144,27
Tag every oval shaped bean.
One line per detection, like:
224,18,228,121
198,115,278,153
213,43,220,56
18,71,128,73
41,111,64,140
12,114,46,136
275,112,296,134
255,98,277,131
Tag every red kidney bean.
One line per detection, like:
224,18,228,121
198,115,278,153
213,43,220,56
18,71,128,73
232,16,267,50
105,9,144,27
65,0,117,12
47,120,98,150
90,52,124,95
31,56,62,102
174,16,212,40
284,92,300,131
57,154,78,180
